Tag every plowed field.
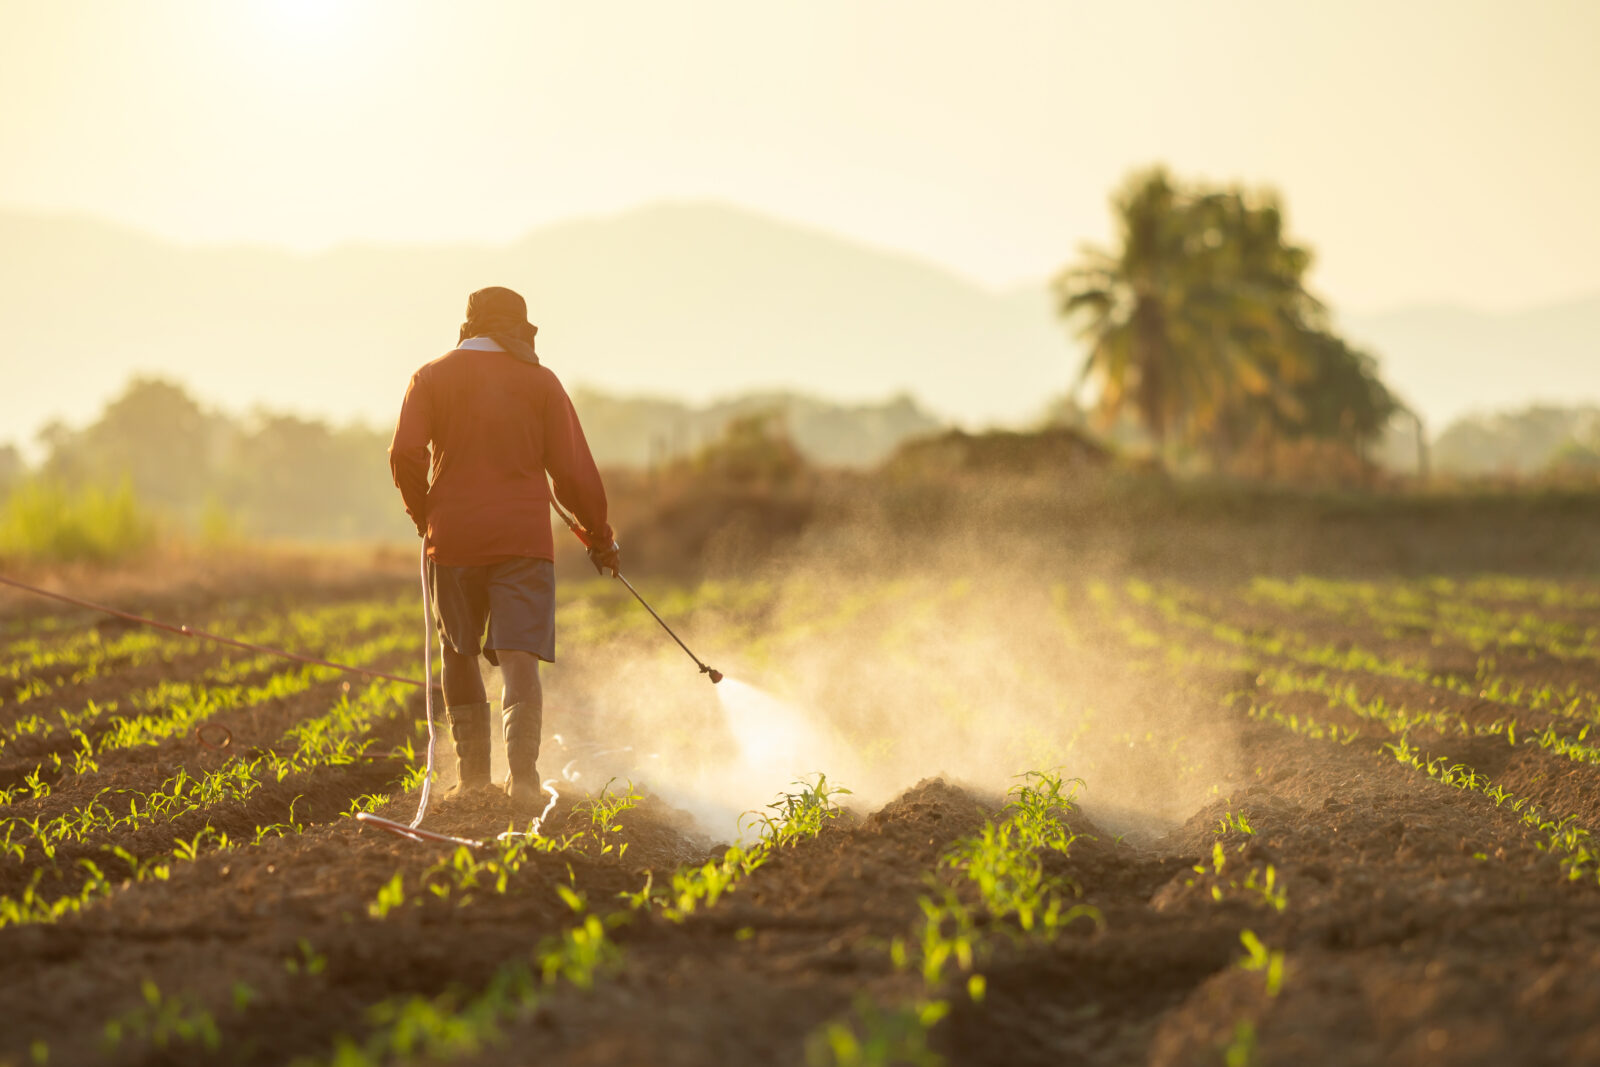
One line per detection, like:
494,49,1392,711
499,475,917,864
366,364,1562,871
4,569,1600,1066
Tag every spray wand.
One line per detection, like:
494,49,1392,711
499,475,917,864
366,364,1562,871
550,498,722,684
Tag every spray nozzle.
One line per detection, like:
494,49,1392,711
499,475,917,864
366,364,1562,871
550,496,720,685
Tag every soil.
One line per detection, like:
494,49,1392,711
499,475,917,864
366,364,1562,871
3,569,1600,1067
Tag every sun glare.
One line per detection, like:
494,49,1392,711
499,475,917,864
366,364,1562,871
221,0,373,94
268,0,347,30
248,0,361,49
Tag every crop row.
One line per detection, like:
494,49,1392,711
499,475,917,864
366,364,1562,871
1130,580,1600,726
1234,686,1600,885
0,593,417,752
1112,581,1600,782
1083,580,1600,890
2,626,174,706
1245,576,1600,661
745,577,960,671
0,678,415,926
0,593,415,708
1126,582,1600,780
807,772,1100,1065
1252,573,1600,618
0,627,419,811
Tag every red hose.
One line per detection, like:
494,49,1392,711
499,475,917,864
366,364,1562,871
0,573,426,687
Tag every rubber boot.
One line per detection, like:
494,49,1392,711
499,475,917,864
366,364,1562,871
445,702,492,796
502,701,543,807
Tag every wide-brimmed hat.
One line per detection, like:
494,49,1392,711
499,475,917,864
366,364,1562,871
460,286,538,364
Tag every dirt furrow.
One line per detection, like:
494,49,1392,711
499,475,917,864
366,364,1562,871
426,778,994,1067
0,788,706,1067
938,712,1600,1065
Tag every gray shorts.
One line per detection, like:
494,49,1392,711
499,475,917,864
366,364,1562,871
427,557,555,665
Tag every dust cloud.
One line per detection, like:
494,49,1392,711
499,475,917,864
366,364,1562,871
538,515,1240,845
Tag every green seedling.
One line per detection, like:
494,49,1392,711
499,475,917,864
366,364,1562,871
325,963,539,1066
619,871,655,912
804,995,949,1067
1217,810,1255,836
368,872,406,919
285,938,328,976
575,779,643,858
232,982,257,1012
100,979,221,1054
1222,1020,1257,1067
535,911,622,991
1243,865,1288,912
1237,930,1285,996
743,773,852,849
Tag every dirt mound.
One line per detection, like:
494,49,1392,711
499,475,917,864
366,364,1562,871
887,426,1112,476
865,775,989,834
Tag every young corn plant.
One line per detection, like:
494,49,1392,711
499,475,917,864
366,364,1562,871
575,779,643,859
742,773,853,849
99,979,223,1055
1237,929,1286,996
321,964,540,1066
536,887,625,990
2,595,417,781
805,996,950,1067
644,774,850,921
284,938,329,977
1218,810,1256,836
820,771,1101,1066
368,872,406,919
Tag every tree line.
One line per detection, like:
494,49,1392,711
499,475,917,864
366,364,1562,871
0,378,946,544
1434,405,1600,477
25,379,407,540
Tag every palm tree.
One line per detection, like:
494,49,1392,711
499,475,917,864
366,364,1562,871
1054,169,1328,459
1053,168,1197,450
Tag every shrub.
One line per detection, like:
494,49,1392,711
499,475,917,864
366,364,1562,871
0,478,157,564
691,410,808,487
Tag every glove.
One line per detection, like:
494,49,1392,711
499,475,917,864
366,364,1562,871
587,537,621,576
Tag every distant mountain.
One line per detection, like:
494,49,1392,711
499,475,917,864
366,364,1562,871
1342,297,1600,431
0,202,1070,453
0,201,1594,458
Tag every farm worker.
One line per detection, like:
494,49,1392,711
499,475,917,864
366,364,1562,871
389,285,620,808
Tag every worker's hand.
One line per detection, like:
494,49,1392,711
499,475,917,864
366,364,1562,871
587,538,621,576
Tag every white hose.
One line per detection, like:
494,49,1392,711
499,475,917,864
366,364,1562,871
407,530,561,841
409,539,437,829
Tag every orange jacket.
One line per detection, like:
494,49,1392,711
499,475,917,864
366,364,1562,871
389,346,610,566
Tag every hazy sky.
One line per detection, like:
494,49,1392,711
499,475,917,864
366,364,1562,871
2,0,1597,314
